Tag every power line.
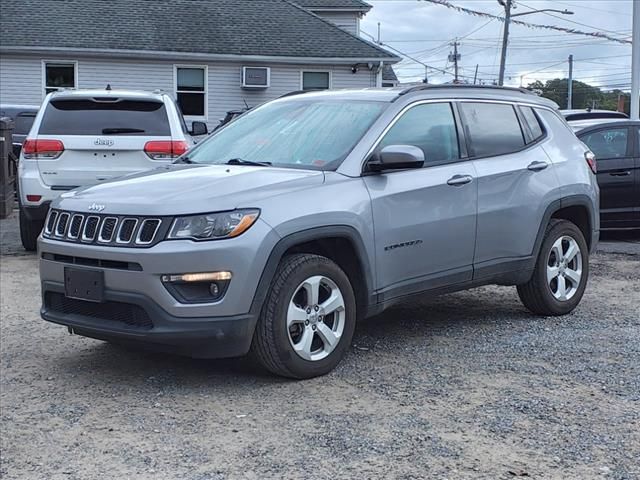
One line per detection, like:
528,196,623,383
419,0,632,44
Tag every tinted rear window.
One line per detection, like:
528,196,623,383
39,99,171,136
460,102,525,157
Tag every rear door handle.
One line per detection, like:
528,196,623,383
609,171,631,177
447,174,473,186
527,161,549,172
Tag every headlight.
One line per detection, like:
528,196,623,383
167,209,260,240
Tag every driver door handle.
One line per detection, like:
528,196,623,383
447,174,473,186
609,171,631,177
527,161,549,172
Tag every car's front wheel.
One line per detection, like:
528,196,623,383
250,253,356,379
517,219,589,316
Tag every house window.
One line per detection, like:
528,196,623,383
301,71,330,91
176,66,206,117
44,62,76,95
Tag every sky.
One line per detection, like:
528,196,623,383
360,0,633,90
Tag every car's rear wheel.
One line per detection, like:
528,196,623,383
517,219,589,316
250,253,356,379
19,207,42,252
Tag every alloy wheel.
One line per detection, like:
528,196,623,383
546,235,582,302
287,275,346,361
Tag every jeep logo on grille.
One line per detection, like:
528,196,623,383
94,138,114,147
88,203,106,212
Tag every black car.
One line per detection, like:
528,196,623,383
577,120,640,230
0,104,39,157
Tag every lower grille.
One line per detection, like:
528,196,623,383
45,292,153,330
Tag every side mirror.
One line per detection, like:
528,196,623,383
367,145,424,172
190,121,208,136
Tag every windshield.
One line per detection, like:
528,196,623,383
185,100,386,170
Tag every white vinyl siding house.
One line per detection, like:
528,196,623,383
310,11,361,35
0,56,380,127
0,0,398,129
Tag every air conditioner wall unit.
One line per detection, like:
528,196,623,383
242,66,270,88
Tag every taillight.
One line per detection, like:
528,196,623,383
585,150,597,174
22,139,65,159
144,141,189,160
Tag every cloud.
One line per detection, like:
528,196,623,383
361,0,633,90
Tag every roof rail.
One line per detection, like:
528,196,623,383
396,84,535,98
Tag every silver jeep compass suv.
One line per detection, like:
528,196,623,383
39,86,599,379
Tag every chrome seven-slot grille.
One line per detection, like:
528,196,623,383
44,209,165,247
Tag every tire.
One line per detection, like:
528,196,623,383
250,253,357,379
19,207,43,252
517,219,589,316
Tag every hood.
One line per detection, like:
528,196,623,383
55,164,325,215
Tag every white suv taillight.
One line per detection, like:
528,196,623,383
585,150,597,174
144,140,189,160
22,139,65,159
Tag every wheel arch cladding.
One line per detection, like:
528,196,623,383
533,195,596,259
249,226,375,320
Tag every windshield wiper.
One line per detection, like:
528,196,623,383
173,156,195,164
225,158,272,167
102,127,146,134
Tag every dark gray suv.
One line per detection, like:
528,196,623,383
39,85,599,378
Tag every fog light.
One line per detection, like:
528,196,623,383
161,271,232,304
161,271,232,283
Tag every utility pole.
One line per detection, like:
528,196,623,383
498,0,512,86
474,64,479,85
631,0,639,120
567,54,573,109
449,40,461,83
497,0,573,86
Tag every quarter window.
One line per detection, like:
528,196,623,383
580,128,629,160
378,102,460,165
176,67,206,117
302,71,330,91
460,102,525,157
44,62,76,95
520,106,544,142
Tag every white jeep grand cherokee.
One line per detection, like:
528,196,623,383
18,88,207,250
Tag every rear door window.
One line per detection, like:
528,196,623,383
39,99,171,136
580,128,629,160
460,102,525,157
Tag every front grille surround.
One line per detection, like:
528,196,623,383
98,217,118,243
116,218,138,244
55,212,70,237
67,214,84,240
82,216,100,242
45,210,59,235
44,209,168,248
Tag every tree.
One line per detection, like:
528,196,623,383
526,79,630,114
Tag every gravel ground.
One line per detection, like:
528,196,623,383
1,212,639,480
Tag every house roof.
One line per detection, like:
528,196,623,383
1,0,396,62
294,0,371,10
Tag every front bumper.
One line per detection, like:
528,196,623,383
39,219,280,358
42,281,256,358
